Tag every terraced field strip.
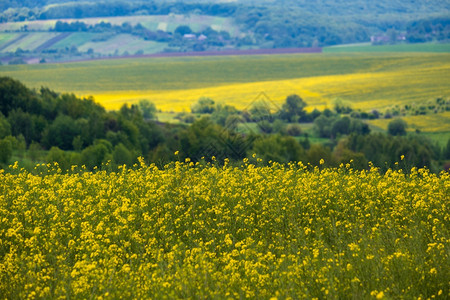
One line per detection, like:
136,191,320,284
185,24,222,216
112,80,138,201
1,32,61,52
49,32,96,50
0,33,27,52
0,15,240,35
77,34,168,55
34,32,73,52
0,33,20,47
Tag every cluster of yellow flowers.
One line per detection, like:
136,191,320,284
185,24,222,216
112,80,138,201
0,159,448,299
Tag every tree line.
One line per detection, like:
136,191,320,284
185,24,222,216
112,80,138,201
0,77,449,172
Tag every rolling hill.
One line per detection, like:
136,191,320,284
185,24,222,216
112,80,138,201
1,52,448,136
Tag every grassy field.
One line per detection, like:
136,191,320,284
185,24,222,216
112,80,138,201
77,34,169,55
324,43,450,53
1,51,448,118
0,161,448,298
49,32,96,50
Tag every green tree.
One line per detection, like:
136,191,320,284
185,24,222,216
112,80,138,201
286,124,302,136
279,94,307,122
307,144,336,167
444,139,450,160
314,115,337,138
117,117,140,149
180,117,246,161
251,134,306,163
138,100,157,120
0,138,12,165
257,120,273,134
191,97,215,114
42,115,80,150
0,114,11,139
334,139,368,170
46,146,71,171
224,114,244,132
333,98,353,114
175,25,192,36
28,141,42,161
72,135,83,151
80,140,111,170
249,102,272,122
0,77,38,117
113,143,133,166
211,104,237,126
388,118,407,136
7,109,35,144
331,116,351,138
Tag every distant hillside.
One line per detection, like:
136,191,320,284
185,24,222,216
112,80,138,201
2,0,448,13
0,0,448,63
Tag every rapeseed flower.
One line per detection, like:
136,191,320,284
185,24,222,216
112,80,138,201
0,161,448,298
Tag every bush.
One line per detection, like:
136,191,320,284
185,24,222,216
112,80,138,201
388,118,407,136
191,97,215,114
0,138,12,164
286,124,302,136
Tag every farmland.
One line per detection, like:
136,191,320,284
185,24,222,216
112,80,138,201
1,1,449,298
0,14,240,58
0,161,448,298
1,52,449,132
324,43,450,53
0,15,240,35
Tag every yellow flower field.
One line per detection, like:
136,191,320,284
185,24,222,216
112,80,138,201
2,53,449,116
0,160,448,298
83,65,450,113
368,111,450,133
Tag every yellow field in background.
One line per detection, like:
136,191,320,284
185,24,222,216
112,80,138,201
2,52,449,132
368,111,450,132
83,66,449,114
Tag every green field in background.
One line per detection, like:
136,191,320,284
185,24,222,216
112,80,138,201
1,52,449,133
2,52,448,91
324,43,450,53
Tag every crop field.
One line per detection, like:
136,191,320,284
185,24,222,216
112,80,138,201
1,52,449,130
324,43,450,53
49,32,96,50
368,112,450,146
77,34,169,55
0,32,61,53
0,31,169,56
0,15,240,36
0,33,18,45
0,14,239,56
368,112,450,133
0,161,448,298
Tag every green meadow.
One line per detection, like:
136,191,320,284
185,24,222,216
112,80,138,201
1,52,448,91
1,51,449,136
324,43,450,53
